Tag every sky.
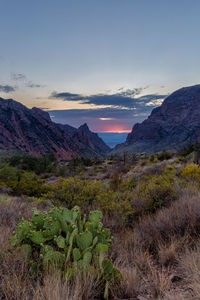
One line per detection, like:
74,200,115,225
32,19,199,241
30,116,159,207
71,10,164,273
0,0,200,132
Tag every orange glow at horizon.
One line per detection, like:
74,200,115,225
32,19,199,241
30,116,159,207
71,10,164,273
99,129,131,133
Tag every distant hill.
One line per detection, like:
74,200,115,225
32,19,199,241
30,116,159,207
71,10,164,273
113,84,200,154
0,97,110,159
97,132,128,148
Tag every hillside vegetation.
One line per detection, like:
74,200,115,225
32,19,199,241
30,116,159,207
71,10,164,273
0,149,200,299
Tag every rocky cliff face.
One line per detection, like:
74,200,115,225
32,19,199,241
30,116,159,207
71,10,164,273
0,98,109,159
58,123,110,155
113,85,200,154
77,123,111,154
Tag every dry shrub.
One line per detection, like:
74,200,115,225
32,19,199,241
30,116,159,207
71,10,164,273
103,212,125,233
110,266,139,299
158,291,189,300
0,196,51,229
142,265,172,299
112,236,173,299
33,271,100,300
134,188,200,250
109,186,200,299
0,252,100,300
111,230,158,298
178,243,200,299
0,226,11,251
127,159,171,181
158,238,183,267
0,251,33,300
110,171,122,191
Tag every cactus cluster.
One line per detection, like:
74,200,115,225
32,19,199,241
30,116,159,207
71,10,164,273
10,206,120,299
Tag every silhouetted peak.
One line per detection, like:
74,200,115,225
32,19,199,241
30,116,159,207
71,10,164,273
78,123,90,132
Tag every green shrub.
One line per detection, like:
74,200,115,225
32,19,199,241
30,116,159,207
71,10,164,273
157,151,173,161
0,164,46,197
55,166,68,177
12,172,46,197
139,174,177,213
10,206,120,299
7,153,57,175
0,165,21,189
110,172,122,191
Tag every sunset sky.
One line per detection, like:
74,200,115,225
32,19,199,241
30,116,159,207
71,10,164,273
1,0,200,132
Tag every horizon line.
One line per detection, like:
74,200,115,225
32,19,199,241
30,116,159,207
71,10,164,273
96,130,131,133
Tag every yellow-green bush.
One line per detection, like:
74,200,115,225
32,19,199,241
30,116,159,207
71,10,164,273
0,165,46,197
139,174,177,213
43,177,134,222
180,164,200,183
44,178,103,207
14,172,46,197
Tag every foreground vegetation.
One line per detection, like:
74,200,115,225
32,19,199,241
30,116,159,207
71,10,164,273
1,149,200,299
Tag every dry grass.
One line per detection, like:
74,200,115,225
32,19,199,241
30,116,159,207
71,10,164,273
157,291,190,300
109,186,200,299
33,271,100,300
134,187,200,250
0,251,33,300
178,243,200,299
157,238,182,267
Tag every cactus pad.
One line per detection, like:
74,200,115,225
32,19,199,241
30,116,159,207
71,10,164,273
73,248,81,261
88,210,102,223
43,250,65,270
76,231,93,250
55,235,65,249
30,231,45,245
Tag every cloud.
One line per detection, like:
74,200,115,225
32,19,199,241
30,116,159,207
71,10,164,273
51,89,167,110
51,91,82,100
11,73,44,89
26,81,44,88
0,85,16,93
11,73,26,81
145,98,165,106
48,88,168,131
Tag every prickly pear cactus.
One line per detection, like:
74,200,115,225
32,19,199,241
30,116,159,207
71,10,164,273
30,231,45,245
76,231,93,250
43,250,65,270
10,205,120,299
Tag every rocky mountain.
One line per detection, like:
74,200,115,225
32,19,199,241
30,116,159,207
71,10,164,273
57,123,110,155
57,123,77,137
113,84,200,154
0,97,109,159
58,123,110,154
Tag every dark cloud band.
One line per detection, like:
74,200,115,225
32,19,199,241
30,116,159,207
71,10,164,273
50,89,167,109
0,85,15,93
48,89,167,131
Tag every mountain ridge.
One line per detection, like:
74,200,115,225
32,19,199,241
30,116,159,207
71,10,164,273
0,97,110,159
113,84,200,154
